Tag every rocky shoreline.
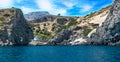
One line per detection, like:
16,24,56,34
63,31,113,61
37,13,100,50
0,0,120,46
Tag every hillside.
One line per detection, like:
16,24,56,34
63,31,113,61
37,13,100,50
27,5,111,45
0,3,114,46
49,6,111,45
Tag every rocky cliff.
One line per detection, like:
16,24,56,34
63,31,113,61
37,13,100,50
0,1,115,46
0,8,33,46
24,11,49,21
23,1,114,46
89,0,120,45
48,29,72,45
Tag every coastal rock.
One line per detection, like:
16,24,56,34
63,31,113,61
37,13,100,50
29,41,48,46
89,0,120,45
69,38,87,45
0,8,33,46
48,29,72,45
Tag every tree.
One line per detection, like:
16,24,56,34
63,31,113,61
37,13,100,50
12,7,15,8
58,13,61,16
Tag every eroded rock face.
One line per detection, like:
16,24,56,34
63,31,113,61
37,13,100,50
48,29,72,45
89,0,120,45
0,8,33,46
56,18,68,25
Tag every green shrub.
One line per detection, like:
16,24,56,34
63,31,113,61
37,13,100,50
52,23,56,31
52,26,55,31
10,10,14,13
44,24,46,26
12,7,15,8
83,29,92,36
57,13,61,16
0,21,4,26
36,31,53,40
4,14,10,17
68,18,78,27
43,30,51,35
56,18,78,33
90,23,99,28
57,28,62,33
0,17,4,21
35,27,41,33
0,10,4,12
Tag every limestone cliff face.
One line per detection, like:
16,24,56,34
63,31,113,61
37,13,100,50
0,8,33,45
89,0,120,45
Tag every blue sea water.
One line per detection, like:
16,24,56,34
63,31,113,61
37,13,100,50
0,46,120,62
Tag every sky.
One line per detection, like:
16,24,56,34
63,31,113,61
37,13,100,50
0,0,114,16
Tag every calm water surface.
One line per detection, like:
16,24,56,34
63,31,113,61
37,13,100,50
0,46,120,62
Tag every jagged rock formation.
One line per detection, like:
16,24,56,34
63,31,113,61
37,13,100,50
48,29,72,45
24,11,49,21
89,0,120,45
56,18,68,25
0,8,33,46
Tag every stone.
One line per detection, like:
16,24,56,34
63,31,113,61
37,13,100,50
89,0,120,45
48,29,72,45
0,8,33,46
56,18,68,25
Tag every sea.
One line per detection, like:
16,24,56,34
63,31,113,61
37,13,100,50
0,46,120,62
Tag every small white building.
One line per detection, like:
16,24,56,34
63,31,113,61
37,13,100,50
34,36,39,41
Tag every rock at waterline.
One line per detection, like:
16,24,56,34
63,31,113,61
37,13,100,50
0,8,33,46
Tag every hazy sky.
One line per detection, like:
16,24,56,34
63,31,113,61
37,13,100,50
0,0,113,16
